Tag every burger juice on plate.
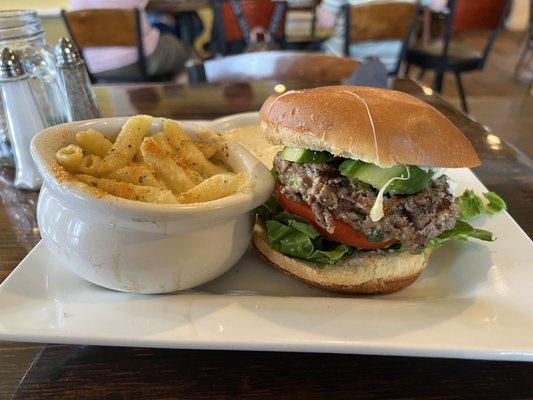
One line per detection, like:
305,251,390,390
253,86,506,294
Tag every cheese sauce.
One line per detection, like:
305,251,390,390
225,125,282,169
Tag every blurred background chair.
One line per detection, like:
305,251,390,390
63,4,191,84
406,0,511,113
283,0,319,49
146,0,213,58
62,9,156,83
342,1,420,77
212,0,287,55
191,51,359,83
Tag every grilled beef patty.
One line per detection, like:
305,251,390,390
274,153,458,253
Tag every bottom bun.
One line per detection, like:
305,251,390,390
252,221,432,295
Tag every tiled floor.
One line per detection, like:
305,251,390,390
408,30,532,159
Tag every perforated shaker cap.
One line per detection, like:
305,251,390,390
55,36,82,66
0,47,25,79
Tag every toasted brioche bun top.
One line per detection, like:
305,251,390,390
260,85,480,168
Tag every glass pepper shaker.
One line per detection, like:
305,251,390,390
55,37,100,121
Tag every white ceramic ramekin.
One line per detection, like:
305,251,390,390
31,117,274,294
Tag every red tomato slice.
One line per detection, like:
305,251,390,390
275,185,396,250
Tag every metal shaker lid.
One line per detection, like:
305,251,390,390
0,48,26,79
55,37,82,66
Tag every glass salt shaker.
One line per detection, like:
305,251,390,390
0,10,70,167
0,48,45,189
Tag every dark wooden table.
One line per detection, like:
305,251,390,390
0,79,532,399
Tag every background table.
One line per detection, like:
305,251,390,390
0,79,532,399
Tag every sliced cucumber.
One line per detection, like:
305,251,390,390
281,147,334,164
387,166,433,194
340,160,404,188
339,160,433,194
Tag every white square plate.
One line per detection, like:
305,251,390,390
0,112,532,361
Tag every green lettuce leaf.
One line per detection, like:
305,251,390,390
265,220,351,265
257,196,351,264
288,219,321,239
483,192,507,214
256,196,281,222
270,167,278,181
457,190,507,219
428,221,495,249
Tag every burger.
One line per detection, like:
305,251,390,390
253,86,506,294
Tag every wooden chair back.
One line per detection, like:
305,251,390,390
452,0,508,32
343,1,419,76
203,51,360,83
442,0,511,64
61,9,141,47
61,8,147,82
213,0,287,54
345,1,418,43
219,0,286,41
